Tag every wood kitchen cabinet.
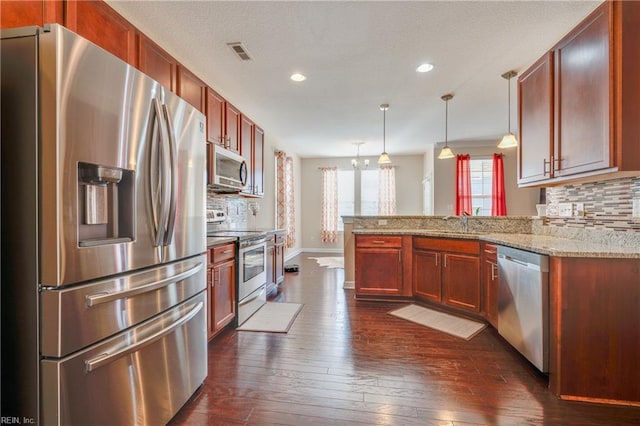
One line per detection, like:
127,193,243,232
518,1,640,187
240,116,264,197
265,230,285,297
355,235,411,298
481,243,499,328
1,0,63,29
413,237,481,314
207,242,236,340
136,32,177,92
205,88,241,152
65,0,137,64
549,257,640,405
177,66,206,113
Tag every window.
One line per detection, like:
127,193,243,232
360,169,378,215
337,169,354,230
470,158,493,216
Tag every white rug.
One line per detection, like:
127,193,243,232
389,304,487,340
310,256,344,269
237,302,303,333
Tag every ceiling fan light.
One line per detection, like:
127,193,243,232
438,146,455,159
497,132,518,149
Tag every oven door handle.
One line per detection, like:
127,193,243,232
84,301,204,373
85,262,203,307
238,289,265,306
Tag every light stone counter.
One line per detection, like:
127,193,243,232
352,228,640,259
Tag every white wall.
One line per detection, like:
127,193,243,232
432,144,538,216
301,154,424,251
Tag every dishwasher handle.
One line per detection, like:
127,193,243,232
498,254,541,271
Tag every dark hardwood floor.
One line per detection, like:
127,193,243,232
169,253,640,425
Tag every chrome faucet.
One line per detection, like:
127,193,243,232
461,213,469,233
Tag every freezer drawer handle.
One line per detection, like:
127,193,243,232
84,300,204,373
85,262,203,307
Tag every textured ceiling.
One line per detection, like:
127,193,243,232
106,0,601,158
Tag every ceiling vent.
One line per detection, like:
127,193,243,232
227,42,252,61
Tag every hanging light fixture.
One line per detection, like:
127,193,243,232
377,103,391,164
497,70,518,149
351,142,369,169
438,94,455,159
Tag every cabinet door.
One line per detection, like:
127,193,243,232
413,250,442,302
225,103,241,153
275,242,285,284
240,115,255,195
443,253,481,313
137,33,177,92
206,268,215,340
177,66,206,113
355,248,402,296
206,87,225,146
265,242,275,290
482,243,499,328
253,126,265,197
213,258,236,332
65,0,136,64
1,0,62,29
554,4,611,177
518,52,554,184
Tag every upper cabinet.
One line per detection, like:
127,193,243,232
137,32,177,93
240,116,265,198
253,126,265,197
65,0,137,64
518,1,640,187
177,66,206,113
205,88,241,153
1,0,63,29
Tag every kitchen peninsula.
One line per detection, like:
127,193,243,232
345,215,640,407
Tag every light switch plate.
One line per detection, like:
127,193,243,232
632,199,640,218
558,202,573,217
573,202,584,217
378,219,388,225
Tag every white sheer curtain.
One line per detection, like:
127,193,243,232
320,167,339,243
378,165,397,215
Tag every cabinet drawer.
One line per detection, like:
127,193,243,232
413,237,479,255
356,235,403,248
210,243,235,265
483,243,498,262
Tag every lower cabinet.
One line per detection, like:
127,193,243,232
265,231,286,297
207,243,236,340
413,237,481,314
482,243,499,328
355,235,409,298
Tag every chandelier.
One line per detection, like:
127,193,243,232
351,142,369,169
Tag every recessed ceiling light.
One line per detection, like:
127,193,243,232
290,73,306,82
416,63,434,73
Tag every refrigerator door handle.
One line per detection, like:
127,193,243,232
84,300,204,373
162,104,178,246
85,261,204,307
150,98,171,247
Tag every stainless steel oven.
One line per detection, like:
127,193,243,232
237,236,267,325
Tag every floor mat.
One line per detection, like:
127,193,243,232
389,304,486,340
237,302,303,333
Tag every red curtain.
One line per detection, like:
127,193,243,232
455,154,472,215
492,153,507,216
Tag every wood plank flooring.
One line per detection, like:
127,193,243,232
169,254,640,425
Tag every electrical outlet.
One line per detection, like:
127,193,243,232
633,199,640,218
573,202,585,217
378,219,388,226
558,202,573,217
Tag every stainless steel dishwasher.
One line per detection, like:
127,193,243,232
497,245,549,372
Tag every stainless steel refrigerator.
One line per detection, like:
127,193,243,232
1,25,207,425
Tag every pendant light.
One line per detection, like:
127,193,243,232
377,103,391,164
497,70,518,149
438,94,455,159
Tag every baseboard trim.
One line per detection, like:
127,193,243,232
343,280,355,290
301,248,344,254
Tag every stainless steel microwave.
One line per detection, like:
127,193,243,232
211,145,247,192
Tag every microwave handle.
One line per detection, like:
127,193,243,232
240,160,248,186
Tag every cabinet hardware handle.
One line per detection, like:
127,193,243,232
444,255,447,268
435,253,439,267
553,156,562,172
491,263,497,281
371,240,386,244
543,158,551,176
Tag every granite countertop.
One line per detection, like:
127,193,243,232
352,228,640,259
206,236,237,247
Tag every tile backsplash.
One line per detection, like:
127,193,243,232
545,177,640,233
207,189,247,228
